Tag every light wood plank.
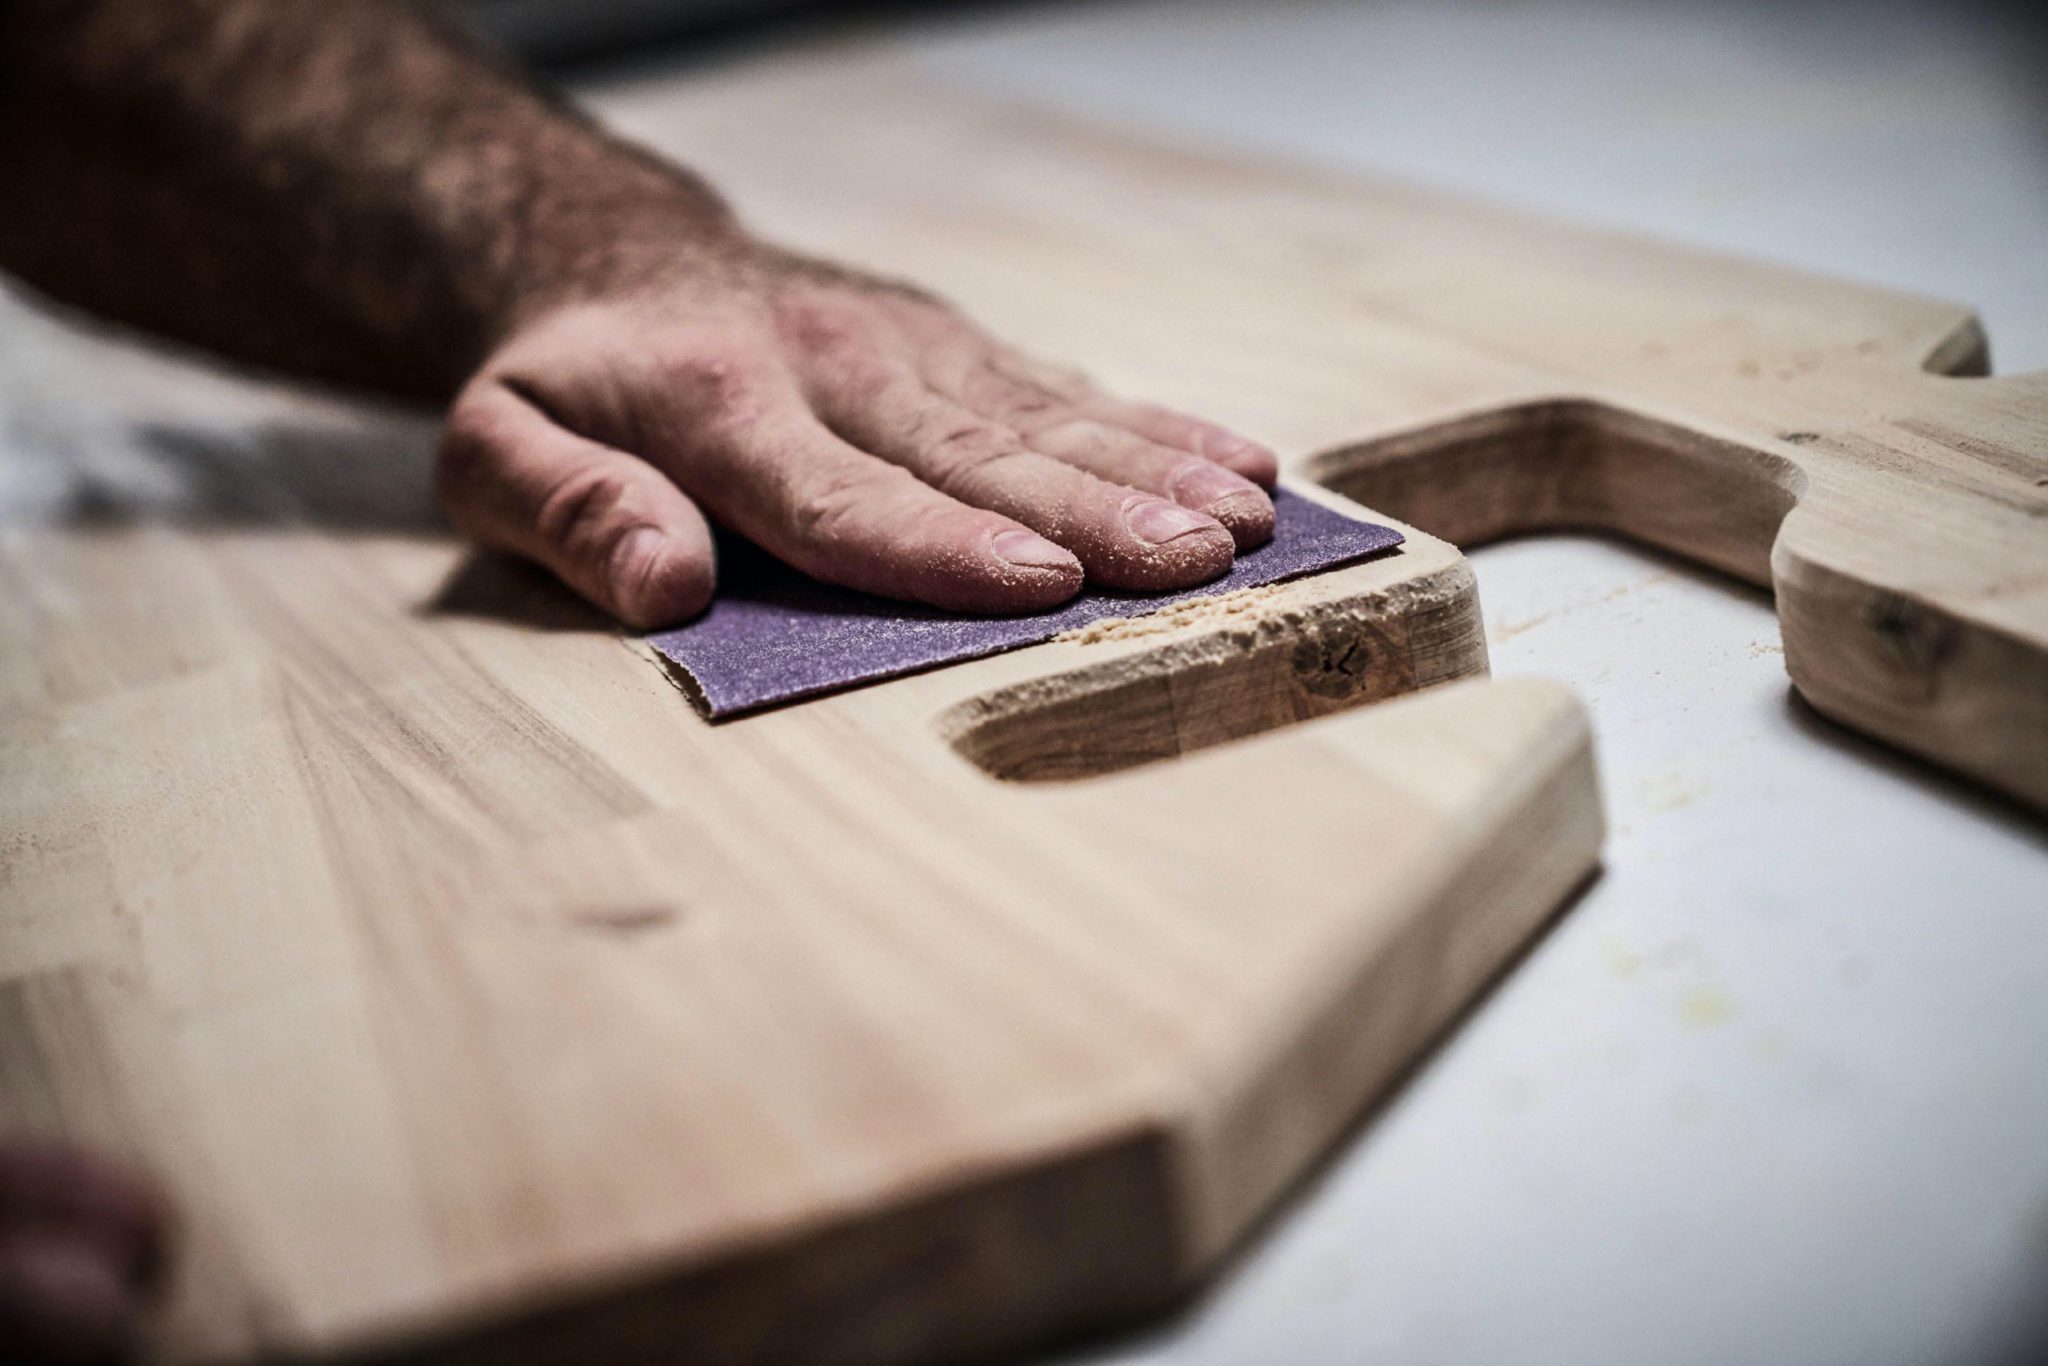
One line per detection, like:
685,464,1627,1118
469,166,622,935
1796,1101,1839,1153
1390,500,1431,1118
4,36,2040,1366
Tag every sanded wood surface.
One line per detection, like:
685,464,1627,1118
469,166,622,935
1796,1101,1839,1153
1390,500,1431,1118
596,49,2046,810
1,36,2040,1366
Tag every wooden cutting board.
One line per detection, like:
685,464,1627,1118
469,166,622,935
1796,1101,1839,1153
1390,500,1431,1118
606,49,2046,811
1,40,2040,1366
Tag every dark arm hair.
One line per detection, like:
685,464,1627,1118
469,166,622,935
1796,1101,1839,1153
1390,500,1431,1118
0,0,740,400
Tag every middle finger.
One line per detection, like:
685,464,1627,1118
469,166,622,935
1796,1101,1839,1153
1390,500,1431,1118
945,354,1275,550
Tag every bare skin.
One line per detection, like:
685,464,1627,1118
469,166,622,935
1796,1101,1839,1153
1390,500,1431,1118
0,0,1280,1352
0,0,1278,628
443,247,1279,625
0,1144,167,1364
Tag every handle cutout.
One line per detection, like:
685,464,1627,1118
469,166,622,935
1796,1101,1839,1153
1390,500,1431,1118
1305,398,1806,588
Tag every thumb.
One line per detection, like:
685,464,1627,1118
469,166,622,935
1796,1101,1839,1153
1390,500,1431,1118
436,381,717,628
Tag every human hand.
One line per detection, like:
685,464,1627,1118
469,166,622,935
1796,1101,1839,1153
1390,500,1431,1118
6,0,1278,631
436,246,1279,628
0,1142,169,1365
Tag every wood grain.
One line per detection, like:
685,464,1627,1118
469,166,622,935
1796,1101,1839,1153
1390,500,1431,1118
0,498,1587,1364
596,48,2046,809
1,35,2039,1366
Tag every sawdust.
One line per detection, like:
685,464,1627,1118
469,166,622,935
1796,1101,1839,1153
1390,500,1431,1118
1057,583,1292,645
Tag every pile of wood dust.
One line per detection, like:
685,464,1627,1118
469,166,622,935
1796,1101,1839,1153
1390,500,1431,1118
1058,583,1292,645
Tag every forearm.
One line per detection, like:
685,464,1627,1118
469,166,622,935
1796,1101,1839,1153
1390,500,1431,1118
0,0,739,400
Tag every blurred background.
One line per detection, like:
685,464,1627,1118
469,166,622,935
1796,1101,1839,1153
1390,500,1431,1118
443,0,2048,367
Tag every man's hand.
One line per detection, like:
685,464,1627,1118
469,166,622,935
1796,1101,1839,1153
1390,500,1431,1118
0,0,1277,628
0,2,1291,1350
1,0,1279,629
439,249,1278,626
0,1142,168,1364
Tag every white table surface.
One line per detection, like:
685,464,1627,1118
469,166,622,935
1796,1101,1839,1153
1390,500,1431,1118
894,4,2048,1365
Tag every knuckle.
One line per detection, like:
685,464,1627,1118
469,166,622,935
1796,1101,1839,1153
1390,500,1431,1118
928,439,1037,502
833,362,899,411
790,462,901,542
535,462,637,559
775,295,874,358
962,367,1058,420
921,416,1003,464
658,344,759,419
1032,416,1167,473
901,411,1033,495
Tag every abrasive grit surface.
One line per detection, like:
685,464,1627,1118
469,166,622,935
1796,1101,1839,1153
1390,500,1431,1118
647,489,1403,718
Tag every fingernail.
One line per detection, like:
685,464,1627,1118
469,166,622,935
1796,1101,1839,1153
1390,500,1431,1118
1127,498,1219,545
1171,462,1255,511
992,529,1074,569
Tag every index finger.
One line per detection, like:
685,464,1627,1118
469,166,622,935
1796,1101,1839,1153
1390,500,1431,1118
659,390,1087,614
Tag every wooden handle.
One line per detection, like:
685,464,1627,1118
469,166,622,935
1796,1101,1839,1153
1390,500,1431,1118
1307,358,2048,810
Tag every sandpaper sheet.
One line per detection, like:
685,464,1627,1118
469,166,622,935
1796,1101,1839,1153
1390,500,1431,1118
648,489,1403,718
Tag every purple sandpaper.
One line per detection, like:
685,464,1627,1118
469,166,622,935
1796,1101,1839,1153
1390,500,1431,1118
647,489,1403,718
